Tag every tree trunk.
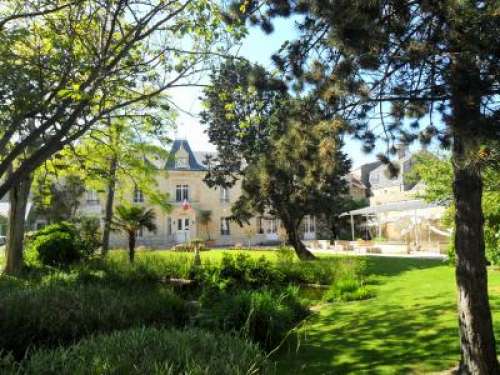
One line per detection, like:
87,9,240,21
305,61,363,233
128,231,136,263
285,221,315,260
451,60,498,374
330,218,338,241
101,156,117,255
4,173,33,275
453,134,499,374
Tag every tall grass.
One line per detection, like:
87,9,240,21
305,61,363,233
0,280,187,357
2,327,269,375
196,285,309,349
0,249,371,359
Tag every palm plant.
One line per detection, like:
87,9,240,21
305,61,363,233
112,205,157,263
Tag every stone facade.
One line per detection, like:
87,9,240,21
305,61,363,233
79,139,316,248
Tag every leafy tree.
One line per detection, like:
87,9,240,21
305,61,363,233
226,1,499,371
232,117,350,259
60,112,172,255
201,59,289,187
0,0,235,273
31,174,86,223
0,0,233,198
111,205,157,263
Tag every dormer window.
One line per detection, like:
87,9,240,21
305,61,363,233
175,144,190,169
175,156,189,168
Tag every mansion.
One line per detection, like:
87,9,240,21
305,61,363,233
79,139,317,248
1,138,450,253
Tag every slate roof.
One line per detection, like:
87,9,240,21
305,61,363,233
165,139,207,171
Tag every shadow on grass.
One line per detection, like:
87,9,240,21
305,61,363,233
274,262,500,375
274,297,459,374
361,256,447,278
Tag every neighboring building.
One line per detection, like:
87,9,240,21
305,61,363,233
346,174,367,200
349,160,382,198
368,145,421,206
342,145,450,251
81,139,317,248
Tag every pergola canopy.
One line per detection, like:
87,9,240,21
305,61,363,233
340,199,441,217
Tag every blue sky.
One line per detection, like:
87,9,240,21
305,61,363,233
170,18,385,169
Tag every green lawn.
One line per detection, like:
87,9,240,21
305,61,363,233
275,256,500,374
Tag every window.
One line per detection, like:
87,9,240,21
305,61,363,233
86,190,99,205
175,156,189,169
304,215,316,234
220,217,231,235
268,219,278,234
133,187,144,203
175,185,189,202
256,217,264,234
220,187,230,203
177,218,182,231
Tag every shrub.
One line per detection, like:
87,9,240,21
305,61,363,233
173,243,195,252
32,231,81,266
191,253,367,293
275,246,296,265
27,222,92,266
4,327,268,375
81,253,196,286
196,285,308,349
74,216,101,257
323,278,373,302
206,253,285,290
0,283,187,357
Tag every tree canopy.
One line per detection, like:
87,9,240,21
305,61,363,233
201,60,351,259
223,1,499,371
0,0,237,199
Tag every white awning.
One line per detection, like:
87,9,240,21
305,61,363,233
340,199,442,217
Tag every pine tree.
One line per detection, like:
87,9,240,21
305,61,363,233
201,61,351,259
226,1,500,372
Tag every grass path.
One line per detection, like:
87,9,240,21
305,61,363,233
275,257,500,374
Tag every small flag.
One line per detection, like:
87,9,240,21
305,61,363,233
181,199,191,211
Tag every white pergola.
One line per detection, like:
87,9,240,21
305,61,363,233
340,199,444,241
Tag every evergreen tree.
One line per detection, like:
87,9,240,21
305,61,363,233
202,61,351,259
226,1,500,371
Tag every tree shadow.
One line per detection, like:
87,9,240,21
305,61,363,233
274,297,460,374
361,256,447,278
274,264,500,375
